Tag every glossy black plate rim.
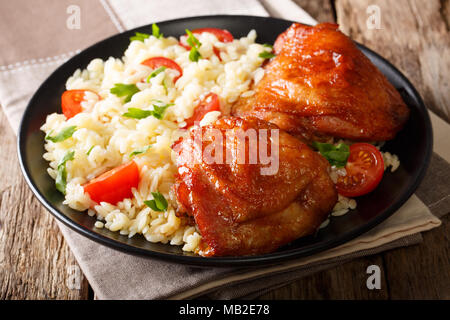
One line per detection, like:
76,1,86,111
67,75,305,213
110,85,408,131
17,15,433,267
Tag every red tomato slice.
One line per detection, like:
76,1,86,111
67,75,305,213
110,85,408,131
336,143,384,197
84,161,140,205
192,28,234,43
183,93,220,128
61,90,98,119
179,28,233,60
141,57,183,82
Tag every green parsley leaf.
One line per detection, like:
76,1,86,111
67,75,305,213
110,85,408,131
122,108,153,119
110,83,140,103
263,43,273,48
152,23,163,38
129,145,152,157
185,29,201,47
312,142,350,167
259,51,276,59
55,150,75,194
151,102,173,119
45,126,77,143
146,66,166,83
185,29,202,62
130,32,150,42
189,47,202,62
123,102,173,120
144,191,168,212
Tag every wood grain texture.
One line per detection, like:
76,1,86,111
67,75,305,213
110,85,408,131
0,108,89,300
382,214,450,299
335,0,450,123
293,0,336,22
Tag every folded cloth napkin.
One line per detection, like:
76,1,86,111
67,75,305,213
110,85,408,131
0,0,448,299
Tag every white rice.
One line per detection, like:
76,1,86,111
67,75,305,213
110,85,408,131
41,30,269,253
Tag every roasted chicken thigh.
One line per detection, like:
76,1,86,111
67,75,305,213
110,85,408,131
233,23,410,142
173,117,337,256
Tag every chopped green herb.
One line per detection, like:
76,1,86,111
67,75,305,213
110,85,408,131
189,47,202,62
259,51,276,59
129,145,152,157
312,142,350,168
45,126,77,143
122,108,153,119
130,32,150,42
55,150,75,194
122,102,173,120
146,66,166,83
152,23,163,38
86,145,95,156
161,78,168,95
144,191,168,212
185,29,202,62
186,29,201,47
110,83,140,103
263,43,273,48
151,102,173,119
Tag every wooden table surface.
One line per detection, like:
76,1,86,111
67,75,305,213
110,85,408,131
0,0,449,299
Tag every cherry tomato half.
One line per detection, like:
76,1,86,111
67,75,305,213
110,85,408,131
84,161,140,205
191,28,234,43
61,90,98,119
183,93,220,128
336,143,384,197
141,57,183,82
179,28,233,60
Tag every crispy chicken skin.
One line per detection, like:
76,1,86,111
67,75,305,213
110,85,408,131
173,117,337,256
232,23,410,142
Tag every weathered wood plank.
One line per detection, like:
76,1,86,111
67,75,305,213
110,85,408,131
335,0,450,123
382,214,450,299
0,108,89,300
259,255,388,299
293,0,336,22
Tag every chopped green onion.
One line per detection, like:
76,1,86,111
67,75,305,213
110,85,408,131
110,83,140,103
45,126,77,143
144,191,168,212
263,43,273,48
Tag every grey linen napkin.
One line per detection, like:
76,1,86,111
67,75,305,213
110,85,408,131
0,0,447,299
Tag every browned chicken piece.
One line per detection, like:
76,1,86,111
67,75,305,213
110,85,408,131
232,23,410,142
173,117,337,256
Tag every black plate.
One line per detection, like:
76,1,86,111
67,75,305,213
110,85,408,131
17,15,433,267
